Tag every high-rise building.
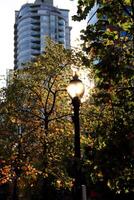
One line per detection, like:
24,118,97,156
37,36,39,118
0,75,6,88
6,69,14,86
14,0,71,69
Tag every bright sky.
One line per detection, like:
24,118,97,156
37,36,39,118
0,0,86,76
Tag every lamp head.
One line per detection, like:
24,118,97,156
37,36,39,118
67,73,85,99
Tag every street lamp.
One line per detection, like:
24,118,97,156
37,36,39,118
67,72,85,200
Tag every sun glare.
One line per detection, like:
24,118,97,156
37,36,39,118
71,67,94,102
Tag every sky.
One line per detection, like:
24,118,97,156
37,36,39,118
0,0,86,76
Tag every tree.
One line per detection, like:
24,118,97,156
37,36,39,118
73,0,134,195
0,39,86,199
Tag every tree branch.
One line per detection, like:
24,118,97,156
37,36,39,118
118,0,134,19
49,113,72,122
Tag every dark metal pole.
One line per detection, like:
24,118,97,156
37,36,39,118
72,96,81,200
72,97,81,159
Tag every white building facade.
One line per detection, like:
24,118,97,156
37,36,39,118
14,0,71,69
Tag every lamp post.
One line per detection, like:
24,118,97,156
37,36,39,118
67,73,85,200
